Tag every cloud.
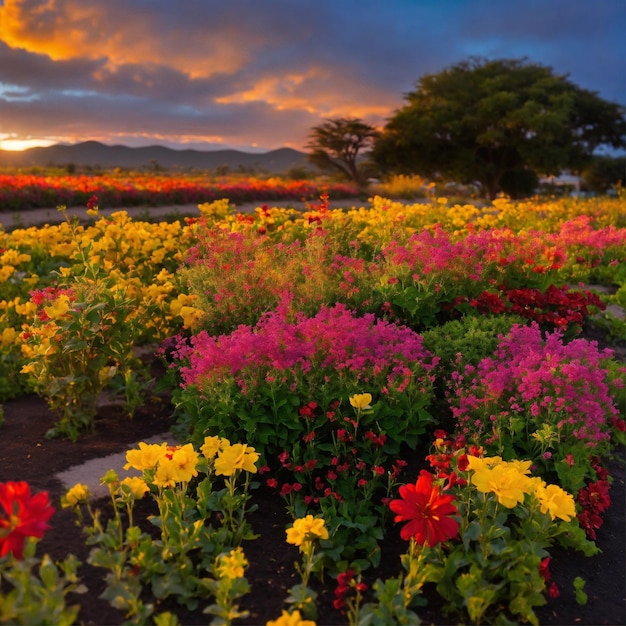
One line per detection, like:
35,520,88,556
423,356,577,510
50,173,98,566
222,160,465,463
0,0,623,151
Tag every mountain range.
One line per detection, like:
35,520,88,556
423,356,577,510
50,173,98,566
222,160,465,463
0,141,312,173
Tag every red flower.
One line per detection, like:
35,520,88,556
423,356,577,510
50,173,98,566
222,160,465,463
457,453,469,471
539,557,551,582
548,581,561,599
86,194,98,210
389,470,459,547
0,481,54,559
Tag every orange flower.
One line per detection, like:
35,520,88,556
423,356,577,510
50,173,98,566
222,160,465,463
389,470,459,547
0,481,54,559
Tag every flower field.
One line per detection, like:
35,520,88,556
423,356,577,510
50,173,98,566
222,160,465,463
0,172,358,211
0,192,625,625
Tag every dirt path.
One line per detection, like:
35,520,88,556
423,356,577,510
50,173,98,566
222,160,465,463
0,197,367,229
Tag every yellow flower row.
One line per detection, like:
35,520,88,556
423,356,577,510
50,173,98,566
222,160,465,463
63,436,260,506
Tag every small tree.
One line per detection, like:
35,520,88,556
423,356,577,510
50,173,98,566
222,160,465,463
372,57,625,200
581,155,626,193
306,117,380,188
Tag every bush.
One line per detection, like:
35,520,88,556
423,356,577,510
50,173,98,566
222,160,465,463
171,302,438,463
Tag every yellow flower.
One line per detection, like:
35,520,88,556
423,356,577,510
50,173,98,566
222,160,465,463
20,362,37,375
535,483,576,521
201,435,229,460
119,476,150,499
285,515,329,547
43,294,72,320
169,293,198,317
266,610,316,626
1,326,17,348
123,441,168,471
349,393,372,410
179,305,204,330
169,443,200,482
14,300,37,316
153,458,179,488
0,265,14,281
215,547,248,579
466,454,503,473
62,483,90,507
506,458,533,475
471,463,532,508
214,443,259,476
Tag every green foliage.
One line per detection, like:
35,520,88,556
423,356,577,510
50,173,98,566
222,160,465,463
0,540,84,626
573,576,588,605
421,314,525,376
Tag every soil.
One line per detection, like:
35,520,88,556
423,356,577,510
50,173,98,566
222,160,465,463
1,358,624,625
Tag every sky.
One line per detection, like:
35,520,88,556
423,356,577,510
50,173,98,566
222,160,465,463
0,0,624,153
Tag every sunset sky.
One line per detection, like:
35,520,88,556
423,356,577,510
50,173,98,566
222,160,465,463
0,0,624,152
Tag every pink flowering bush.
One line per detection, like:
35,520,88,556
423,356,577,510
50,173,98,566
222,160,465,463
171,301,438,462
446,322,621,494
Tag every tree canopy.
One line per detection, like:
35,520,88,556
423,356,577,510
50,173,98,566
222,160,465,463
371,58,625,199
306,117,379,188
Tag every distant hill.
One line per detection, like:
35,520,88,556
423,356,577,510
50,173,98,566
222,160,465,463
0,141,313,173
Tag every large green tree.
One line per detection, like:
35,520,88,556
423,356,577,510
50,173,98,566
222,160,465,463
306,117,380,188
372,58,625,200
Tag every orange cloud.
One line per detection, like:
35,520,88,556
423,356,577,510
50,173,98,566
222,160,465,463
216,66,395,121
0,0,250,77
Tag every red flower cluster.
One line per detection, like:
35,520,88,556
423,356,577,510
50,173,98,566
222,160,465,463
298,401,319,420
465,284,605,329
333,568,368,612
28,286,76,321
0,481,54,559
539,557,560,599
576,460,611,540
425,429,481,489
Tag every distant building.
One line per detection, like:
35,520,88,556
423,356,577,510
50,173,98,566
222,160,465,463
539,173,581,194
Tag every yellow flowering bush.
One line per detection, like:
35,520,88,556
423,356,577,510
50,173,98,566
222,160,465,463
63,435,260,622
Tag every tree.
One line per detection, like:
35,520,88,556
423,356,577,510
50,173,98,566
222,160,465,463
306,117,380,188
372,58,625,200
581,155,626,193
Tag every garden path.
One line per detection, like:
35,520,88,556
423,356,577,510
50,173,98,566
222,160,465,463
0,197,366,229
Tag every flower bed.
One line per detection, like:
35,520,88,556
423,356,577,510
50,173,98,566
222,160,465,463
0,192,625,624
0,173,358,211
